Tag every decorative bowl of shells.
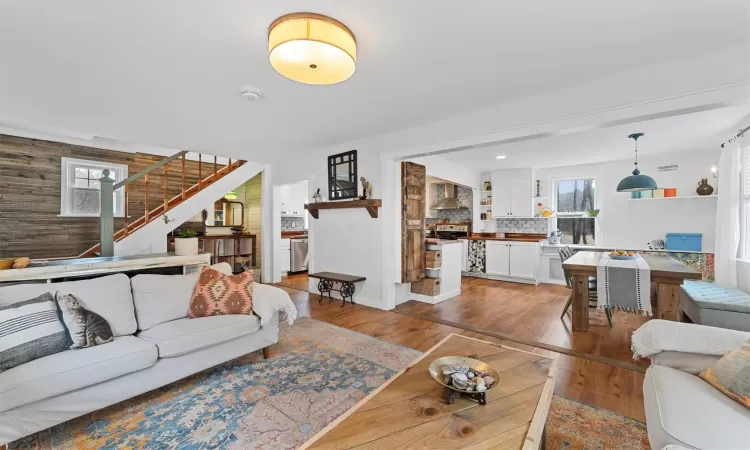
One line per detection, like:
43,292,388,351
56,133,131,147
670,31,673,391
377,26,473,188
428,356,500,405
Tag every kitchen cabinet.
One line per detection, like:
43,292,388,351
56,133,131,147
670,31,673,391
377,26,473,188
485,240,538,281
490,176,511,217
280,238,291,273
486,241,510,276
461,239,469,271
508,242,537,279
280,182,307,217
490,173,532,218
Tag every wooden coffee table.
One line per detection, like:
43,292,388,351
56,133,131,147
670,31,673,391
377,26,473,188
301,334,558,449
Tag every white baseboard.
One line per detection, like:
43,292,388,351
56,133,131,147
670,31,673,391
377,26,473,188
410,288,461,305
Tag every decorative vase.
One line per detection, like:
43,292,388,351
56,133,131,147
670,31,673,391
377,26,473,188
175,237,199,256
696,178,714,196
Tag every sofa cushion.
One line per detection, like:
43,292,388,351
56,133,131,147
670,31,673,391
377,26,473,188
0,274,137,336
131,271,201,331
644,365,750,450
681,281,750,314
0,336,157,412
137,314,261,358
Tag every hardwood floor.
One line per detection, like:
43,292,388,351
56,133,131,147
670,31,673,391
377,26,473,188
278,285,647,422
395,277,650,368
278,272,309,291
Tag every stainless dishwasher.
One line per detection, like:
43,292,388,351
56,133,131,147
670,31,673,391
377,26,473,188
290,238,308,273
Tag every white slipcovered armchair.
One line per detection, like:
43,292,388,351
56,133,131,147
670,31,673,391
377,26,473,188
632,320,750,450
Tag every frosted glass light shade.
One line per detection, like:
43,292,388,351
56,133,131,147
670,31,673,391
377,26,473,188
268,13,356,85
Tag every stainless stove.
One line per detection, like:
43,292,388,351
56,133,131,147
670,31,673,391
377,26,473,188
435,224,470,240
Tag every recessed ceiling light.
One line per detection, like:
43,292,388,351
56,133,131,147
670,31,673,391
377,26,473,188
495,155,506,160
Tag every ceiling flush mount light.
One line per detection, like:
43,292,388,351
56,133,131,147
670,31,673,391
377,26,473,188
495,155,506,160
616,133,658,192
224,191,238,201
268,13,356,85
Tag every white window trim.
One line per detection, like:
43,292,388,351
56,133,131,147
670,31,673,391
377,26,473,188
551,176,599,246
59,157,128,218
741,146,750,260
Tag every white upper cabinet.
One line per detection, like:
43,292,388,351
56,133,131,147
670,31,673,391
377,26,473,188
425,183,437,219
510,176,532,217
281,182,307,217
490,170,533,218
490,175,511,217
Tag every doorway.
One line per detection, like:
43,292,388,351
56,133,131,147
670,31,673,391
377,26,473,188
275,180,310,291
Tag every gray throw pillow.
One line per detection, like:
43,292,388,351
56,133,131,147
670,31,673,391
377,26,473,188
56,292,114,349
0,292,73,372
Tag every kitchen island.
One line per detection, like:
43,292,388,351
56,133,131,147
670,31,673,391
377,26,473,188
410,239,462,304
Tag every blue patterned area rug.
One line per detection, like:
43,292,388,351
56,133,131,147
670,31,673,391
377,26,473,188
10,318,420,450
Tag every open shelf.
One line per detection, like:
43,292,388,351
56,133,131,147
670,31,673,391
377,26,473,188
628,195,718,201
305,199,382,219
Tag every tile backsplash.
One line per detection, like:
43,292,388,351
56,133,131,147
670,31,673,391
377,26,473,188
425,184,473,224
495,218,548,234
281,216,305,231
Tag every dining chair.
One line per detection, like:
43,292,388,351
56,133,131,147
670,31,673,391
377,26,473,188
559,247,613,327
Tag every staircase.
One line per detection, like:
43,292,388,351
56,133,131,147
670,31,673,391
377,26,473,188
80,153,262,258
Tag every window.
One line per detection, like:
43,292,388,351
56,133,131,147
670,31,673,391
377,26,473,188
60,158,128,217
554,178,597,245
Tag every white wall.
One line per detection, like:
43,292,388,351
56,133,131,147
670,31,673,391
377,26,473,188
269,147,384,308
536,149,720,251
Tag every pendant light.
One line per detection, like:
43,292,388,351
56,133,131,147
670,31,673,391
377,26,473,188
268,13,356,85
616,133,658,192
224,191,238,201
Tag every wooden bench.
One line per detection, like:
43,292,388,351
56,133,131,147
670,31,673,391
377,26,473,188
308,272,366,308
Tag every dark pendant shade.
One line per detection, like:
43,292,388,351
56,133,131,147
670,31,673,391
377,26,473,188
616,170,659,192
617,132,657,192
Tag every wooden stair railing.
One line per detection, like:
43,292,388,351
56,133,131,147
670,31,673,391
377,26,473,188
80,155,245,258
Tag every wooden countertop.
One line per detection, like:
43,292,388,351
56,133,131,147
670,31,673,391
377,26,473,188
459,233,547,242
282,231,308,238
425,239,463,245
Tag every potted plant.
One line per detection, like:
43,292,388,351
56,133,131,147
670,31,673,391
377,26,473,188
174,229,199,256
548,229,563,245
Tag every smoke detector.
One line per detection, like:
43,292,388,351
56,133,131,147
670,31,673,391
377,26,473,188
240,87,263,101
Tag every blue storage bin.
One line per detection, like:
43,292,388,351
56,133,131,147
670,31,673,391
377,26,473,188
665,233,702,251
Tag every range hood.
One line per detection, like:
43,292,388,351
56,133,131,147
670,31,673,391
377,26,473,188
432,183,467,210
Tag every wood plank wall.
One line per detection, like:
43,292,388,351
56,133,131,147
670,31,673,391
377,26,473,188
0,134,221,259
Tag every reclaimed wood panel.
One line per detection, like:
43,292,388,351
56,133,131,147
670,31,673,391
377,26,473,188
401,161,426,283
0,134,210,259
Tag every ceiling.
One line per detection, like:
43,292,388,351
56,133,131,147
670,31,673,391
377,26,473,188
440,105,750,170
0,1,748,161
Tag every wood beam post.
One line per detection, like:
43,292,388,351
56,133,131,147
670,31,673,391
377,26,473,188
98,170,115,257
571,274,590,331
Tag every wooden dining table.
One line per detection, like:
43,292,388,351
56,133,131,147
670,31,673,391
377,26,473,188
562,251,702,331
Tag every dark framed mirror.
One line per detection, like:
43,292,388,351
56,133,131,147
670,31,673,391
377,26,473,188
328,150,358,200
204,199,244,227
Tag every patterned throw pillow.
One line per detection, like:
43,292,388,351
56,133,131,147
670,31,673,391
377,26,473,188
189,267,253,318
699,339,750,409
0,292,72,372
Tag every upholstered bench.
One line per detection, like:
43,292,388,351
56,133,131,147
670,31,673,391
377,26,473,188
681,281,750,332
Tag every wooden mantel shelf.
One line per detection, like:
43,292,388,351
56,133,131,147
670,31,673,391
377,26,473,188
305,199,382,219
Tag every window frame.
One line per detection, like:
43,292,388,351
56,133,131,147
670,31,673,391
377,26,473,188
551,176,599,246
59,157,128,218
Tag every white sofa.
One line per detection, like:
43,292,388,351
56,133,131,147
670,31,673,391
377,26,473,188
639,322,750,450
0,263,295,446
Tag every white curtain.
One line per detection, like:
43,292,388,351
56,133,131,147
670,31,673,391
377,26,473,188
714,142,741,287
